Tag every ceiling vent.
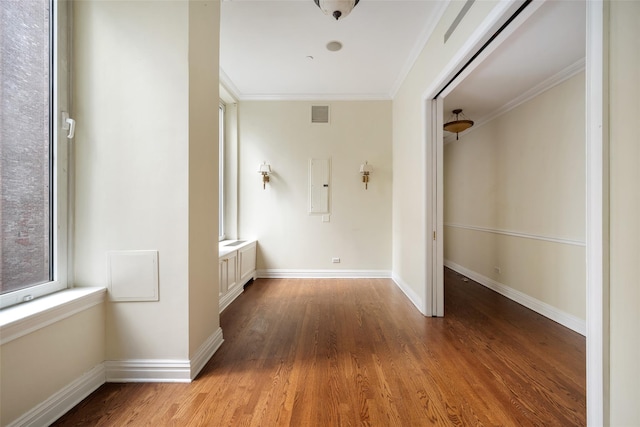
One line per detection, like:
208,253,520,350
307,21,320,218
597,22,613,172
311,105,330,124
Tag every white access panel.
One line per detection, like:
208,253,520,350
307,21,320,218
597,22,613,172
308,158,330,214
107,250,159,302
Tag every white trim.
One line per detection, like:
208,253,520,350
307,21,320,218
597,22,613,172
389,0,450,98
235,93,392,102
105,359,192,383
219,283,244,312
219,68,241,101
434,98,445,317
585,1,607,425
104,327,226,383
256,269,391,279
444,58,586,144
423,97,434,317
445,260,586,336
391,273,427,316
7,364,106,427
445,223,586,247
219,67,392,101
5,331,224,425
0,287,106,345
190,327,224,380
0,0,73,310
422,0,530,101
421,0,532,319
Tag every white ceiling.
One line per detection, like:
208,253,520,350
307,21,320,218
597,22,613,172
444,0,586,136
220,0,446,100
220,0,586,116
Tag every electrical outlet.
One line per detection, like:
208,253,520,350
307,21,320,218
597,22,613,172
332,257,340,263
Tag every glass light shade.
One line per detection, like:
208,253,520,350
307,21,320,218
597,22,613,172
443,120,474,134
314,0,359,20
258,163,271,174
359,162,372,174
443,109,474,137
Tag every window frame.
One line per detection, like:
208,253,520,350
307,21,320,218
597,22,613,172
0,0,70,309
218,101,225,241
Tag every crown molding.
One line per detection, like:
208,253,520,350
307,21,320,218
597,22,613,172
219,68,241,101
219,68,392,101
444,57,585,144
232,93,392,102
390,0,450,99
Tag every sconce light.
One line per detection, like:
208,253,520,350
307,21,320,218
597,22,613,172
258,161,271,189
359,161,372,190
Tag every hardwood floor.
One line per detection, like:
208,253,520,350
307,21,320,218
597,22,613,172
53,269,586,426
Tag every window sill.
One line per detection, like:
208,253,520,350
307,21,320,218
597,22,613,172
0,287,106,345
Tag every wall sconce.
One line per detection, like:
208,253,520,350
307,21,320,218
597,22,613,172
257,161,271,189
359,161,372,190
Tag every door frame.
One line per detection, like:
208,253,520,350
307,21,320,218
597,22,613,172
421,0,606,424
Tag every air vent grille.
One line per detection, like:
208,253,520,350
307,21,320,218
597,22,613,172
311,105,330,124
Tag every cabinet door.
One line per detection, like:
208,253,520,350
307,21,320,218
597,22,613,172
238,242,257,284
225,252,238,293
219,258,228,296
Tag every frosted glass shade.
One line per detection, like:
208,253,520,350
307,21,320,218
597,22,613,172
258,163,271,174
359,162,372,174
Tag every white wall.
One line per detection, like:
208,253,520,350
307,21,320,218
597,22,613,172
188,0,221,359
73,0,220,361
444,72,586,325
608,2,640,424
238,101,392,273
74,0,192,361
392,1,501,310
2,2,221,422
0,305,105,426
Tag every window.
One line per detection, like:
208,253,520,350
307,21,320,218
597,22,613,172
219,102,225,241
0,0,70,308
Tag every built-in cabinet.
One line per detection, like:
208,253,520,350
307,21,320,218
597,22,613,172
218,239,256,313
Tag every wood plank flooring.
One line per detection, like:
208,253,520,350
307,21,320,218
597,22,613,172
53,268,586,426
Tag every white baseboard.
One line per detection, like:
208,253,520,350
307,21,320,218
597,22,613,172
8,330,225,426
190,327,224,380
7,364,106,427
105,359,192,383
105,328,225,383
391,273,427,316
219,284,244,313
444,260,586,336
256,269,391,279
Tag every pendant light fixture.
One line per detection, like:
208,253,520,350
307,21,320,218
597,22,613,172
443,109,474,140
314,0,360,21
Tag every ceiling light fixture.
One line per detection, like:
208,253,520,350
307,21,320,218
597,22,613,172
443,109,474,140
314,0,360,21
